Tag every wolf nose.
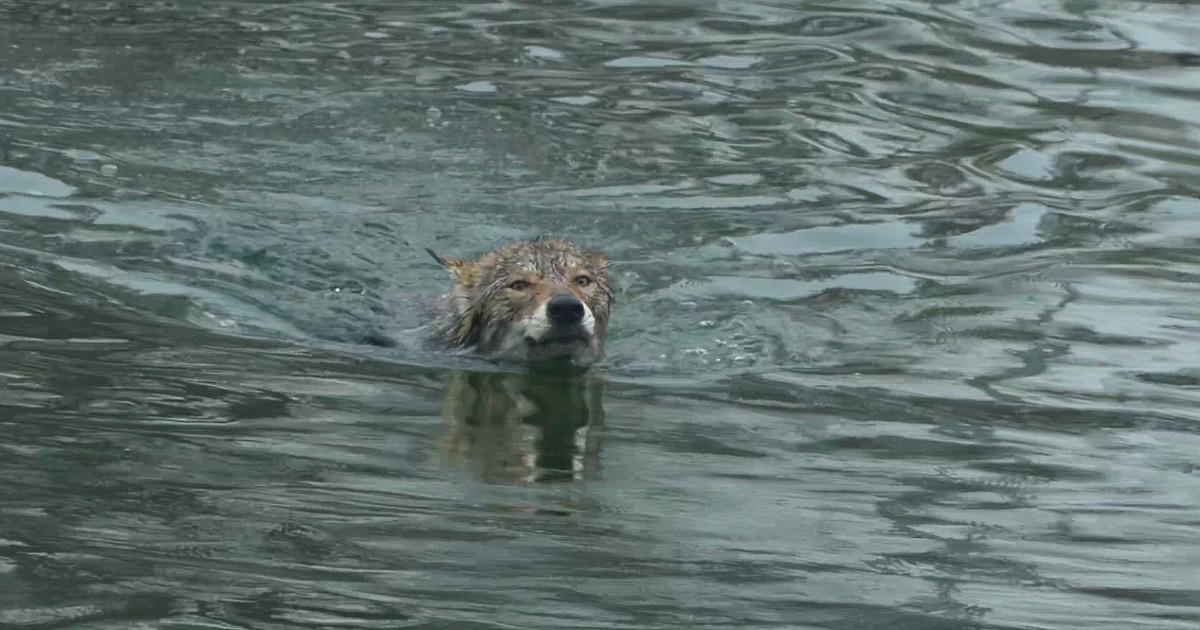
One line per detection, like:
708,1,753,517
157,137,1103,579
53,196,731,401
547,294,585,325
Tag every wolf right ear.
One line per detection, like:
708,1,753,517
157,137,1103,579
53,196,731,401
426,248,479,285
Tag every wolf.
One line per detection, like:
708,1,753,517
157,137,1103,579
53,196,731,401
425,238,612,366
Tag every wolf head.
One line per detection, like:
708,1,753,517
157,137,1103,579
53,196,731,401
427,239,612,366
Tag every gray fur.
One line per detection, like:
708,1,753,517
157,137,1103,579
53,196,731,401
429,239,612,364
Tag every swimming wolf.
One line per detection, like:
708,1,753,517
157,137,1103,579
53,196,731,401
426,238,612,366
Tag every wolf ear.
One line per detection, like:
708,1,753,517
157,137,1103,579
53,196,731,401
589,251,610,272
426,248,479,285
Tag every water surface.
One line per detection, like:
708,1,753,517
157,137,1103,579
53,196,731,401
2,1,1199,628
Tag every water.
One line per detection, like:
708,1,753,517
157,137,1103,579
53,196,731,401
2,1,1199,627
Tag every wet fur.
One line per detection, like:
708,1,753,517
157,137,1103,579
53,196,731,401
427,238,612,365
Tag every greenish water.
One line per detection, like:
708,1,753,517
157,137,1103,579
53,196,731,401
2,1,1199,628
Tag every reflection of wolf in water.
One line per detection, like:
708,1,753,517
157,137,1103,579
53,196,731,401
426,238,613,483
426,238,612,366
440,369,606,484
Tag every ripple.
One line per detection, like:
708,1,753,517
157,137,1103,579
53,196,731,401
1008,17,1127,50
698,54,763,69
782,15,887,37
677,272,919,300
604,56,694,69
995,146,1058,182
706,173,763,186
0,166,75,197
454,81,497,93
947,204,1047,250
729,223,925,256
523,45,566,61
0,195,77,219
904,162,982,197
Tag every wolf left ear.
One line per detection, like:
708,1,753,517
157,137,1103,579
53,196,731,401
590,251,610,271
426,248,479,285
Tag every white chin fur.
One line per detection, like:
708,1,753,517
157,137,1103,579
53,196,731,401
489,301,600,364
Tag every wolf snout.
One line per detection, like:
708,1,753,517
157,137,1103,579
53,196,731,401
546,294,585,325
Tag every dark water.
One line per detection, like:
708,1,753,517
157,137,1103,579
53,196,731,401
2,1,1200,628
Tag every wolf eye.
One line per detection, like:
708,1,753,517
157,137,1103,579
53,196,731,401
575,275,593,288
507,280,531,291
